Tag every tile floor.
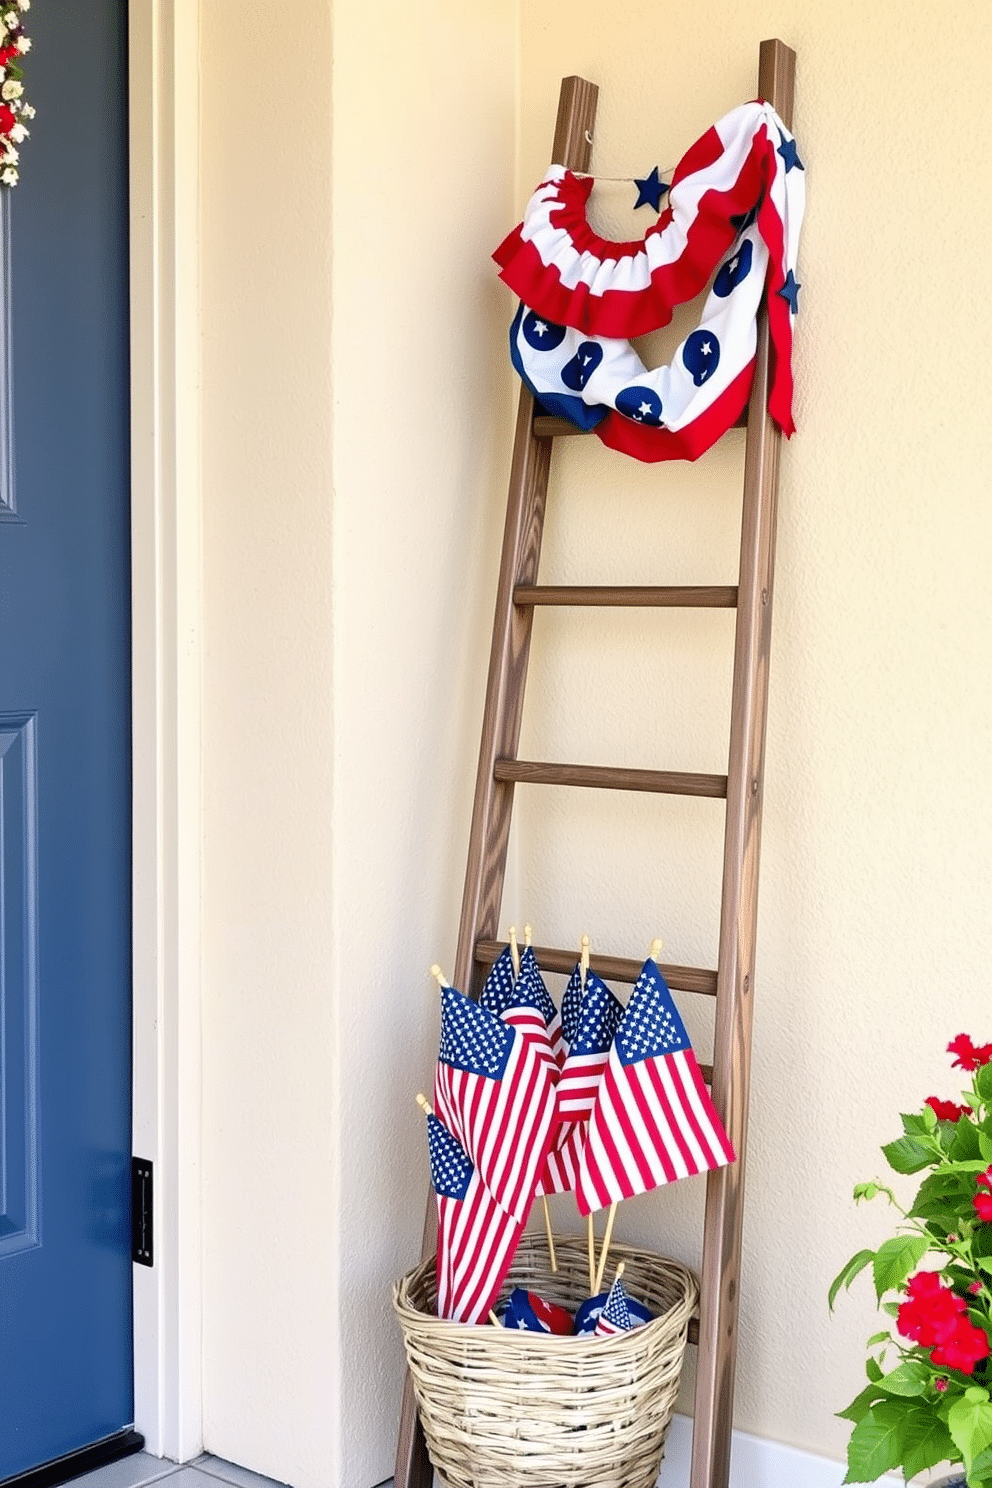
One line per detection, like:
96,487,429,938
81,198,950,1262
66,1453,291,1488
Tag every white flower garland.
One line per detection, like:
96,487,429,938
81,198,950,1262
0,0,32,187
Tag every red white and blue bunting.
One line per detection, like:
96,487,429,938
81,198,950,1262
493,100,805,462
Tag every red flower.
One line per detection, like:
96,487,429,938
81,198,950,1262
975,1168,992,1223
930,1316,991,1374
0,105,14,136
969,1281,984,1295
948,1034,992,1070
897,1271,966,1346
925,1096,972,1122
934,1375,949,1392
0,44,17,65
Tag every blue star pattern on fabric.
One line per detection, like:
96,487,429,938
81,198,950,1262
572,972,625,1057
777,136,803,173
426,1112,473,1201
682,329,720,387
561,341,604,391
615,385,663,426
777,269,801,314
522,310,567,351
479,945,517,1019
615,960,690,1067
518,950,558,1028
713,238,753,298
560,964,584,1047
633,165,668,212
439,983,514,1078
594,1275,639,1336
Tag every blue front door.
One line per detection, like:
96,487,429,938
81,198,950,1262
0,0,133,1477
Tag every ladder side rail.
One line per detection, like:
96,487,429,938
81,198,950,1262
454,74,599,1000
689,37,796,1488
393,75,598,1488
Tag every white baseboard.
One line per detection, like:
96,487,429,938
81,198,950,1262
655,1412,906,1486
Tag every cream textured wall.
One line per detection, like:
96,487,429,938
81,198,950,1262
330,3,517,1482
199,2,337,1484
199,3,518,1486
513,0,992,1469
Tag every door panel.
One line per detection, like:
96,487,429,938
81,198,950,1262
0,0,132,1477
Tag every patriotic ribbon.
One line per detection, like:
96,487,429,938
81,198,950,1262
494,99,805,461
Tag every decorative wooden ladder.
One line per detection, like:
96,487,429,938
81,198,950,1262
394,37,796,1488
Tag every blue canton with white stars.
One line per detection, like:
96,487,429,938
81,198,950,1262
572,971,625,1057
615,960,691,1067
426,1112,473,1201
439,983,514,1078
560,964,584,1046
601,1278,634,1331
516,950,558,1025
479,945,517,1019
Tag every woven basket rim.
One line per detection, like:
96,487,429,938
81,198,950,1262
394,1233,699,1355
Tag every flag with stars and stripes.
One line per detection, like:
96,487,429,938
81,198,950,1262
478,945,517,1020
425,1111,524,1324
576,958,735,1215
505,947,565,1069
593,1274,644,1338
559,962,584,1049
537,969,624,1196
433,981,557,1224
498,1288,574,1335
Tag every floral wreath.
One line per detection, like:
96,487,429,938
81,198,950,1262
0,0,31,188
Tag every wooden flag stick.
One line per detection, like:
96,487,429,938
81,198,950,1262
587,1212,596,1295
523,923,533,947
580,932,590,991
488,1310,501,1327
542,1195,558,1274
508,925,521,977
649,936,664,962
429,963,450,988
416,1092,432,1115
593,1201,618,1295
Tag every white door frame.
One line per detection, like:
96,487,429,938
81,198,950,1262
129,0,202,1462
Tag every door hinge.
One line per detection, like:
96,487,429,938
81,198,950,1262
131,1157,153,1266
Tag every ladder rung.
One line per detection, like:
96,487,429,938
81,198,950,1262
494,758,728,798
474,940,719,997
514,584,738,609
533,407,749,439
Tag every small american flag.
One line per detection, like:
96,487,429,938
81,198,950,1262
559,962,584,1048
499,1288,574,1335
576,957,735,1216
520,946,565,1066
556,971,624,1118
593,1274,642,1338
426,1111,523,1324
538,969,623,1196
434,982,556,1224
479,945,517,1020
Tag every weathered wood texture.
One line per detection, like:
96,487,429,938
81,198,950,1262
493,758,729,798
689,37,795,1488
474,939,719,997
515,584,739,608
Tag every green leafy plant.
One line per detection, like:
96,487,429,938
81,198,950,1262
830,1036,992,1486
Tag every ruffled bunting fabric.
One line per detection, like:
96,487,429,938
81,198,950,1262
493,100,805,462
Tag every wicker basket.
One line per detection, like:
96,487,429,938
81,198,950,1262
393,1233,699,1488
